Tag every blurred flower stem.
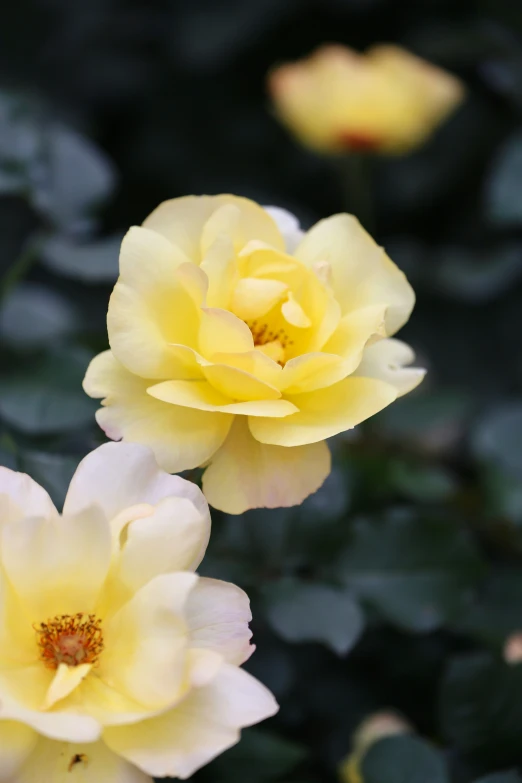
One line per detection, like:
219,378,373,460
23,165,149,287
0,237,41,303
335,154,375,233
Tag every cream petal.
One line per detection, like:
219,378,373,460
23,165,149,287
63,442,209,565
202,417,331,514
108,269,202,381
83,352,232,473
116,496,211,592
263,206,304,253
148,380,297,417
1,505,111,619
202,364,282,402
0,701,101,744
323,304,387,372
98,573,198,711
43,664,92,711
295,214,414,335
249,376,397,447
199,308,254,357
279,353,349,394
103,664,278,780
231,277,288,321
186,578,254,665
209,350,282,388
143,195,285,263
0,467,57,525
354,338,426,397
200,235,238,309
13,737,151,783
0,720,37,779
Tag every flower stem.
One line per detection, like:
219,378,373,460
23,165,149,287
335,153,375,233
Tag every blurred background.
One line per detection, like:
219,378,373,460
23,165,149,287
2,0,522,781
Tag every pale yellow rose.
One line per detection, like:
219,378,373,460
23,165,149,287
268,44,465,154
84,195,425,514
0,442,277,781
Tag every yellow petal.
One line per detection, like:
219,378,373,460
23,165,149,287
15,737,151,783
108,231,204,379
199,308,254,358
99,573,198,710
231,277,288,320
323,304,387,371
202,417,331,514
148,379,297,417
295,214,414,335
209,350,282,388
249,376,397,446
84,351,232,473
202,364,282,401
200,235,238,309
1,505,111,619
43,663,92,710
0,721,37,779
354,338,426,396
0,467,57,525
103,664,278,779
143,195,285,263
279,353,348,394
281,292,312,328
63,442,209,542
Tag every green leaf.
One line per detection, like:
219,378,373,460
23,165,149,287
361,736,448,783
19,451,80,509
0,283,78,348
204,729,306,783
263,578,364,655
440,652,522,764
457,567,522,646
486,131,522,226
41,234,122,283
388,459,458,503
0,347,97,435
472,403,522,481
337,510,485,632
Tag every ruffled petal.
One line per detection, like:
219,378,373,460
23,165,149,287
186,578,254,665
83,352,232,473
353,338,426,397
148,380,297,417
202,417,331,514
249,376,397,446
295,214,414,335
0,467,57,525
103,664,278,780
142,195,284,262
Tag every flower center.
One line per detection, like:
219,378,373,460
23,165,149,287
36,613,104,670
248,320,294,366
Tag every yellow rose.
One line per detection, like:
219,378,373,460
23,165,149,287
84,195,424,514
0,442,277,781
268,44,465,154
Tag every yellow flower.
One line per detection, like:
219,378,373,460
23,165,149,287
84,195,425,514
339,711,412,783
268,44,465,155
0,442,277,781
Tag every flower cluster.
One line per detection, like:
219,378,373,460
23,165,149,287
84,195,424,514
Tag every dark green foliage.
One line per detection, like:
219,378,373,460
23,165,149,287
2,1,522,781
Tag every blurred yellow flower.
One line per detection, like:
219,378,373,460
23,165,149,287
0,442,277,781
84,195,424,514
339,710,412,783
268,44,465,155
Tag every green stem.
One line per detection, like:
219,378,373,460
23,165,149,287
335,153,375,234
0,237,41,303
